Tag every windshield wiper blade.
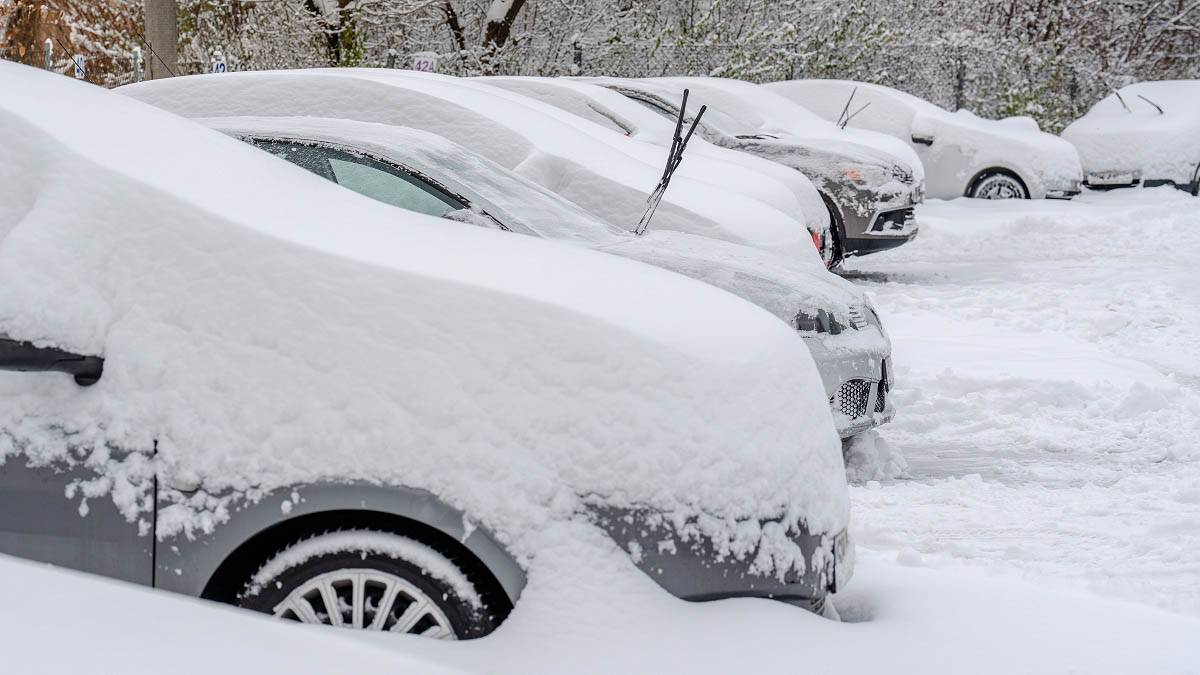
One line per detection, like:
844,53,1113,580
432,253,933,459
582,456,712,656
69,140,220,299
1137,94,1164,114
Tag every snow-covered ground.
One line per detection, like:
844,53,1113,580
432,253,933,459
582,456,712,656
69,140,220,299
844,187,1200,619
4,188,1198,673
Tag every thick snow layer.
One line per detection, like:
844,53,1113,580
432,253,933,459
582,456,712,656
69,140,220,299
0,553,472,675
118,69,820,261
768,79,1084,199
842,188,1200,618
0,63,847,579
474,76,831,240
612,75,925,182
202,116,871,335
1062,80,1200,185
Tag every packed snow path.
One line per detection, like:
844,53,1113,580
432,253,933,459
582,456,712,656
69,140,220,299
843,188,1200,617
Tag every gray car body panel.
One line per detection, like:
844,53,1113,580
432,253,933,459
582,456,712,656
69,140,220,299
156,481,528,603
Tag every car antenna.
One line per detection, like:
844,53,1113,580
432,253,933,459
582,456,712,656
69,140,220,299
841,101,871,129
636,89,706,236
1137,94,1164,115
836,86,858,129
1113,89,1131,113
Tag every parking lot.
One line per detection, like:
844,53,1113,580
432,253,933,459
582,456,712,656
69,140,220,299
846,188,1200,616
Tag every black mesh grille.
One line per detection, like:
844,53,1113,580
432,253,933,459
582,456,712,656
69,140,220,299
836,379,871,419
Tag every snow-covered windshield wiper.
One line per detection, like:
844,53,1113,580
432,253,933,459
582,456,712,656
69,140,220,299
1137,94,1164,115
635,89,706,236
735,133,779,140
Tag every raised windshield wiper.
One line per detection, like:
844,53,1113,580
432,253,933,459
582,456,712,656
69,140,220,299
1137,94,1164,115
835,86,858,129
636,89,706,236
842,101,871,129
1113,89,1131,112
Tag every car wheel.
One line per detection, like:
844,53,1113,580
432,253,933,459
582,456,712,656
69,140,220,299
820,192,844,269
968,171,1029,199
237,529,499,639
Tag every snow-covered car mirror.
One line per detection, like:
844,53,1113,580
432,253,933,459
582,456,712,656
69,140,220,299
910,115,936,146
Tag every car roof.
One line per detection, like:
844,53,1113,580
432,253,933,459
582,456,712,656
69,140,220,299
119,69,813,257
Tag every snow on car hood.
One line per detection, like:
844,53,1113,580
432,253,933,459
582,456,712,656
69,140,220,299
474,76,831,240
0,62,848,578
590,76,924,182
767,79,1082,193
1062,81,1200,184
204,116,867,342
118,69,815,260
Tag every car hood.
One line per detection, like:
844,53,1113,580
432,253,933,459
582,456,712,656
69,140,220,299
599,230,870,333
1063,83,1200,182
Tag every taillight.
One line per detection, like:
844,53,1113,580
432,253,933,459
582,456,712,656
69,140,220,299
811,230,823,252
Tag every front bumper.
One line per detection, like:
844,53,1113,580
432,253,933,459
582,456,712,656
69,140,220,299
803,328,895,439
594,506,853,603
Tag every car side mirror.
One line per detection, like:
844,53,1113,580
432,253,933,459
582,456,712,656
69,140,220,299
910,115,936,146
911,134,934,146
0,336,104,386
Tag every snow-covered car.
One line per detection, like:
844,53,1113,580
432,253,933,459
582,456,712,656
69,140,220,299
0,62,853,639
590,76,925,262
1061,81,1200,195
118,69,825,265
474,75,837,266
766,79,1084,201
207,115,894,440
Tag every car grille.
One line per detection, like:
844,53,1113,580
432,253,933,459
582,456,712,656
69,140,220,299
835,379,872,419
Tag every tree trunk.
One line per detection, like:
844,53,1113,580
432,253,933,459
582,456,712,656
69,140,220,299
142,0,177,78
481,0,527,49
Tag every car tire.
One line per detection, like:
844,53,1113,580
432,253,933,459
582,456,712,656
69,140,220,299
820,192,845,269
237,529,500,639
968,170,1029,199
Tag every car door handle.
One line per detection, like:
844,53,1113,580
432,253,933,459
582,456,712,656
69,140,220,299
0,336,104,386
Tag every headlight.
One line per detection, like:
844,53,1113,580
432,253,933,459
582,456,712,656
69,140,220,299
795,309,845,335
840,164,890,186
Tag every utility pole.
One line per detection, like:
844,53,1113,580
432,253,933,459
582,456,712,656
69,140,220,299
142,0,178,79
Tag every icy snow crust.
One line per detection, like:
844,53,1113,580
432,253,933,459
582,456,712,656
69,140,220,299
118,69,818,261
1062,80,1200,185
0,63,848,579
203,115,875,337
767,79,1083,199
473,76,830,240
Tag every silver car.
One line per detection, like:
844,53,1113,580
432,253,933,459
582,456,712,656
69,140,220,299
208,115,896,442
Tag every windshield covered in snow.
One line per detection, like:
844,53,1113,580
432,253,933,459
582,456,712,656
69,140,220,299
220,117,628,245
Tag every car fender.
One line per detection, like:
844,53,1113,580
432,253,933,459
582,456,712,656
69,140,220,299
155,481,527,606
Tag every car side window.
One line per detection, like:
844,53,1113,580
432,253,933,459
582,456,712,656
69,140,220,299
250,139,467,218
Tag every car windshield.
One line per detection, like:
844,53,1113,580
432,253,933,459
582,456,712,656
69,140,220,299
254,140,466,218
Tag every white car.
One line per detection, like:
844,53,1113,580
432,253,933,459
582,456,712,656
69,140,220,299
767,79,1083,201
1062,80,1200,195
0,62,852,636
119,69,825,264
474,75,835,265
